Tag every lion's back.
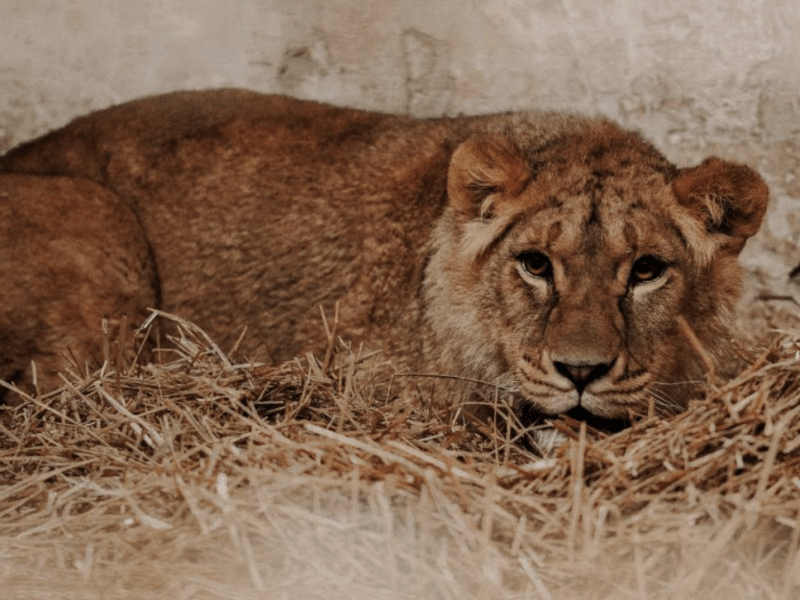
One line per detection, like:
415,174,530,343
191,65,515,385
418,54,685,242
0,91,459,364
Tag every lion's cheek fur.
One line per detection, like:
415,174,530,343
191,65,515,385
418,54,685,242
421,214,559,404
682,254,744,372
624,253,744,409
420,217,511,384
623,279,693,402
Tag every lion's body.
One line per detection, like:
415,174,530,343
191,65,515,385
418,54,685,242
0,90,768,420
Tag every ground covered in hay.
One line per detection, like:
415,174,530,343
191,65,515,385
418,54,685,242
1,311,799,600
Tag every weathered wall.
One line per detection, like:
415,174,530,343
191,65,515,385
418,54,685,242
1,0,799,298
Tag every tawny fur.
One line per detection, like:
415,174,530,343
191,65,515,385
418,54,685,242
0,90,768,419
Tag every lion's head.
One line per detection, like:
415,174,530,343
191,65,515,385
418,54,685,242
423,118,768,422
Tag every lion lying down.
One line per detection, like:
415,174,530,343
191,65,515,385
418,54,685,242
0,89,768,425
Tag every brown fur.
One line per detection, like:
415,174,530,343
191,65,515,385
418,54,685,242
0,89,768,419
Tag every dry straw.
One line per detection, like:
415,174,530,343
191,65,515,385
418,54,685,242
1,310,798,599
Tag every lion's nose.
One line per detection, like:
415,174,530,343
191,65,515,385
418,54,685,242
553,360,614,394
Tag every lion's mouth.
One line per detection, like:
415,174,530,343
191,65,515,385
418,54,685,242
562,406,630,434
516,401,630,435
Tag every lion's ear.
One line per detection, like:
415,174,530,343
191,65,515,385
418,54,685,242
672,157,769,255
447,137,530,218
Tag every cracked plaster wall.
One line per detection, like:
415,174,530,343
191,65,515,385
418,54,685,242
1,0,800,303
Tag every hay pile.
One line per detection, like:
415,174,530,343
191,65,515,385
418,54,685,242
1,311,798,600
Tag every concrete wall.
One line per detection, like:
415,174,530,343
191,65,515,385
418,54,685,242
2,0,799,297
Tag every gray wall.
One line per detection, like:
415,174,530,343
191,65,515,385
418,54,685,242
2,0,799,296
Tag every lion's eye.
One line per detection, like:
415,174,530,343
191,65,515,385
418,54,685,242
519,252,552,278
630,255,666,284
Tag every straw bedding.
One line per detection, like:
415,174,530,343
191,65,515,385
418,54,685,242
1,309,798,599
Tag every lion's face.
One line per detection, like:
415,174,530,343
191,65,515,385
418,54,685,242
480,160,713,420
426,121,768,420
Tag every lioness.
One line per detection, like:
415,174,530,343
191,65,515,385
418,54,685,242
0,89,768,424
